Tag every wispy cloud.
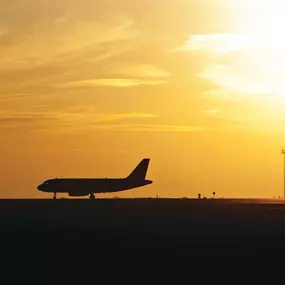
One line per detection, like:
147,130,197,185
202,109,220,115
173,34,251,55
101,113,156,121
0,18,140,70
57,78,167,88
57,124,204,133
109,64,171,78
56,63,170,88
176,32,285,101
113,124,204,132
0,109,203,133
0,109,155,129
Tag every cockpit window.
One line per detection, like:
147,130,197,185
43,181,49,185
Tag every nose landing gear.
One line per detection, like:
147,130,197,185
53,192,57,200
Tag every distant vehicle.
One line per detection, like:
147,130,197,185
37,158,152,200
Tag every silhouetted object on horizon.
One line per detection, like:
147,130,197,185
281,149,285,198
37,158,152,200
198,193,201,199
213,192,216,199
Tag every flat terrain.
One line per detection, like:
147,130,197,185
2,198,285,242
3,198,285,269
2,198,281,278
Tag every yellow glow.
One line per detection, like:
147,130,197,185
183,1,285,103
3,1,285,199
239,0,285,97
171,0,285,133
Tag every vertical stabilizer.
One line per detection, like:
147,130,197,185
127,158,150,180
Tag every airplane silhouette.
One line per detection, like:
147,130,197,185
37,158,152,199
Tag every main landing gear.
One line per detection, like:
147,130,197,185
53,192,57,200
89,193,95,200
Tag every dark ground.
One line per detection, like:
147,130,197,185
2,198,285,273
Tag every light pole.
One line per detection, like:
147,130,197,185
281,149,285,198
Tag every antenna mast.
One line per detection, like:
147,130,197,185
281,149,285,198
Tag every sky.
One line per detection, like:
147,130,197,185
2,0,285,198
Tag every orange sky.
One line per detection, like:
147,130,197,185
1,0,285,198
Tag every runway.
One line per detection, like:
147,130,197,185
2,198,285,263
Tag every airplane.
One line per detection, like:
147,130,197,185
37,158,152,200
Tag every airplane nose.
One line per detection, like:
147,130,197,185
37,184,44,191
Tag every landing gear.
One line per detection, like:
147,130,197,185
89,193,95,200
53,192,57,200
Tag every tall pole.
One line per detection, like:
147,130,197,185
281,149,285,198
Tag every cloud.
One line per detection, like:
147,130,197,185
113,124,204,132
55,64,170,89
0,0,246,135
57,78,167,88
173,34,252,55
0,14,145,97
101,113,156,121
0,109,203,133
174,32,285,102
0,109,156,129
202,109,220,115
198,62,285,98
109,64,171,78
4,20,139,67
57,124,204,133
0,93,35,102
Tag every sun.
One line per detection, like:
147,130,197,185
184,0,285,130
234,0,285,98
191,1,285,100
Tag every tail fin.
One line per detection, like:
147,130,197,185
127,158,150,180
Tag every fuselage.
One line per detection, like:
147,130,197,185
37,177,152,196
